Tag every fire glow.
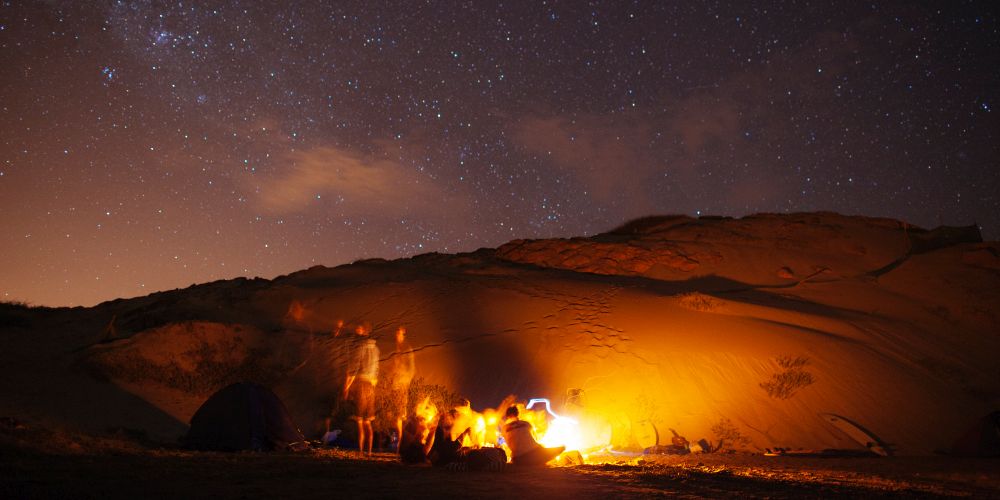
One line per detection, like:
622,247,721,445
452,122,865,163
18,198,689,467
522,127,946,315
412,394,593,463
525,398,583,453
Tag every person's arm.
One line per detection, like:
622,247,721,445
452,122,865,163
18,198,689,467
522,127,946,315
495,395,516,439
424,420,438,455
344,342,359,397
457,426,471,447
344,374,355,399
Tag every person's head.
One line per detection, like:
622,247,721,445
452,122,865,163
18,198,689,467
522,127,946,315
436,409,455,430
355,323,370,337
395,326,406,343
505,405,519,420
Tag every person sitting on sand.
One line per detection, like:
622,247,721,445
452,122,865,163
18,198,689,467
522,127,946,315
398,409,437,464
501,405,564,466
429,408,507,471
429,409,471,466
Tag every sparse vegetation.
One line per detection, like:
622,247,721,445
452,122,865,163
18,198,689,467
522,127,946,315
0,300,34,308
0,300,38,328
85,341,282,395
371,377,464,436
760,355,815,400
711,417,752,451
629,394,662,448
677,292,721,312
776,355,810,370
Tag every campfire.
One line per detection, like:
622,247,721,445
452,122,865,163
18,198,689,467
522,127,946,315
524,398,582,453
413,394,597,463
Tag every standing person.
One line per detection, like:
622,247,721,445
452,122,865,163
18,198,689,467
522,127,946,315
390,325,416,444
501,405,564,466
343,322,379,455
323,320,349,439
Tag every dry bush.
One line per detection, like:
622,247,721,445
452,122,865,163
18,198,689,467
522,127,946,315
371,377,464,436
711,417,752,451
760,355,815,400
677,292,721,312
0,300,37,328
775,355,810,370
86,342,281,395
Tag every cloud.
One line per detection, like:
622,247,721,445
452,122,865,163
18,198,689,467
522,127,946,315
667,93,741,155
511,26,869,217
253,145,465,223
512,114,658,207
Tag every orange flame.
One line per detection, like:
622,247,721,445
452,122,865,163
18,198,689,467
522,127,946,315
414,396,437,425
526,398,583,452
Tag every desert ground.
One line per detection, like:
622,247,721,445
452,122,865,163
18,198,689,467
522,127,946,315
2,419,999,500
2,433,999,499
2,213,998,497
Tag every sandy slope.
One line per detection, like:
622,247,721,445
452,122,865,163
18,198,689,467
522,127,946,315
1,213,996,456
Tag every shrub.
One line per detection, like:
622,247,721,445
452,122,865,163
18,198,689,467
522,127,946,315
677,292,721,312
0,301,36,328
760,355,815,400
86,341,281,395
711,417,752,451
370,377,464,436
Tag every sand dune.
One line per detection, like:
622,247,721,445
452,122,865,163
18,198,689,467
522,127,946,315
1,212,996,456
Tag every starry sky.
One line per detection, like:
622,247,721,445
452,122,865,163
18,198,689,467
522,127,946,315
2,1,998,307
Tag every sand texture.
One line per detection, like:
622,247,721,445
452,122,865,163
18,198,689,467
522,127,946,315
2,212,997,458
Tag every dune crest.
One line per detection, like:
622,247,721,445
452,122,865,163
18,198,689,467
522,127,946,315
1,212,996,455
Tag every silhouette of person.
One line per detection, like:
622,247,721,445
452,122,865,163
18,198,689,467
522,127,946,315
344,322,379,455
389,325,416,444
323,319,348,437
429,408,469,466
429,408,507,471
502,405,564,466
398,407,436,464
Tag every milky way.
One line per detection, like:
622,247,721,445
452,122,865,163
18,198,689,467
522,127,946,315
1,1,997,306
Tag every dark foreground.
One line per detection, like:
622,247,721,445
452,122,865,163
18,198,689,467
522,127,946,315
3,443,999,499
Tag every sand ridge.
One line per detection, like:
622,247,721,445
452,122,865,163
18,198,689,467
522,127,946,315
1,212,996,456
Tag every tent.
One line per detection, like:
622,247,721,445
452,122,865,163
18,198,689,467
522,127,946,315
950,411,1000,457
183,382,305,451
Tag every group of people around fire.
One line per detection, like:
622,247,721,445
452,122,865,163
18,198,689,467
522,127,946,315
395,396,565,470
332,320,565,468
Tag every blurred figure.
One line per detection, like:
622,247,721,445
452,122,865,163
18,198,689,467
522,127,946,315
451,399,482,447
389,325,416,445
429,408,469,466
429,408,507,471
284,300,307,326
344,322,379,455
323,320,347,437
502,405,564,466
398,405,437,464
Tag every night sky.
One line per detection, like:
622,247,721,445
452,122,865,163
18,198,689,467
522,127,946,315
2,1,998,307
